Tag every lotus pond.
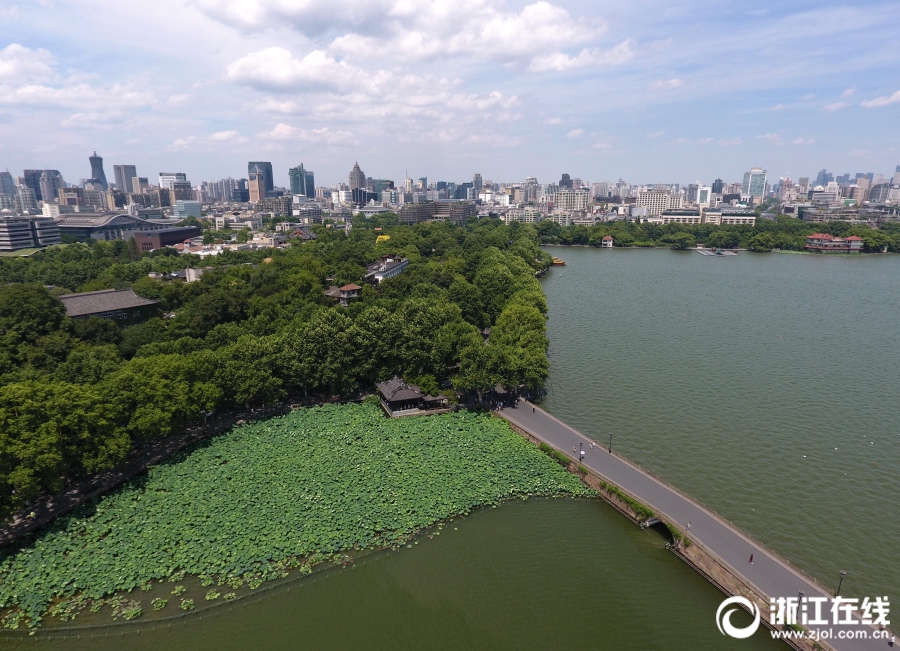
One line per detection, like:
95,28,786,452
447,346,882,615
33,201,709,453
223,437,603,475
0,400,593,630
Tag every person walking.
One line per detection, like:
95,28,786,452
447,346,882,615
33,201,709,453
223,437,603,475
749,554,754,564
687,522,691,531
580,449,585,462
532,407,535,413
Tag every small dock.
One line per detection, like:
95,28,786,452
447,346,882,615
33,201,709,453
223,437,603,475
696,249,738,256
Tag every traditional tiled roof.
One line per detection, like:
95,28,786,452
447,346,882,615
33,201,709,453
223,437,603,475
377,376,422,402
58,288,159,318
340,284,362,291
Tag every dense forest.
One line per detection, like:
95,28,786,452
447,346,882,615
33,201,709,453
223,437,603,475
0,218,550,517
536,216,900,251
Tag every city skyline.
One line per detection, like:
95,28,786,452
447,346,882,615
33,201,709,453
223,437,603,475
0,0,898,185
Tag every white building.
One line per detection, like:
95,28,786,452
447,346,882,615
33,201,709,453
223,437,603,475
214,213,263,230
552,190,590,211
636,190,672,216
503,208,543,224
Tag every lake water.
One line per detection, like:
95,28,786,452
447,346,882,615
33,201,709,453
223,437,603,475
24,247,897,649
540,247,900,602
25,499,782,650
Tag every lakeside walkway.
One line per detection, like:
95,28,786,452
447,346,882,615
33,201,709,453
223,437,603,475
500,401,887,651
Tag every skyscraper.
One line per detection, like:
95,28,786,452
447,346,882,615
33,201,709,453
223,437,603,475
248,161,274,196
815,169,832,187
473,173,483,195
22,169,43,201
711,178,724,194
89,151,108,190
248,163,268,203
741,167,767,198
0,170,15,196
39,170,65,203
289,164,315,198
349,162,366,191
113,165,138,193
559,173,572,190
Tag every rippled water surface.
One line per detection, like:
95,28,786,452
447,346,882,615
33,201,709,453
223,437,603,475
540,247,900,601
29,499,783,650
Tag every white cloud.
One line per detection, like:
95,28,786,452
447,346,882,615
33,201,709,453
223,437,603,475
861,90,900,108
645,131,664,138
650,78,683,89
822,101,849,112
171,130,248,150
544,117,562,124
226,48,360,92
529,41,633,72
0,44,55,83
841,87,856,97
792,137,815,145
255,123,356,147
167,94,192,106
567,129,584,138
0,82,153,111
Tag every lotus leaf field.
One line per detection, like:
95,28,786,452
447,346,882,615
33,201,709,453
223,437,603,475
0,401,593,628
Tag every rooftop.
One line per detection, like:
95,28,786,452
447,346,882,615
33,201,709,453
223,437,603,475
377,376,423,403
58,288,159,317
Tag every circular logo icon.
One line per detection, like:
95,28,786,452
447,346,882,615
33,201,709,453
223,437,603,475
716,596,761,639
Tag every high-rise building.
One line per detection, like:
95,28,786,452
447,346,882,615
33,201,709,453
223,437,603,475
132,177,149,194
473,173,483,195
39,170,65,204
798,177,810,194
711,178,724,194
697,186,712,207
159,172,187,190
0,170,14,196
636,190,671,216
171,182,194,201
113,165,138,193
16,186,37,213
289,164,315,198
349,162,366,191
22,169,44,201
89,151,108,190
248,163,268,203
742,167,767,198
815,169,833,187
248,161,274,196
559,173,572,190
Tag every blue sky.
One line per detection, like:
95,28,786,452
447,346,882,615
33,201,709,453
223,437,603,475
0,0,898,188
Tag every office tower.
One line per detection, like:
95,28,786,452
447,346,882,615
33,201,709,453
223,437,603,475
349,162,366,191
113,165,138,193
798,177,810,194
132,177,149,193
559,173,572,190
16,186,37,213
89,151,108,190
39,170,65,203
248,163,267,202
815,169,833,187
0,170,15,196
473,173,483,195
417,177,427,191
711,178,724,194
289,164,315,198
248,161,274,196
158,172,187,190
22,169,44,201
171,181,194,201
404,176,413,192
741,167,767,198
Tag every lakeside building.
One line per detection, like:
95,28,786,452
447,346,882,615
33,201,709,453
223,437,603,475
59,288,160,322
502,207,544,224
701,209,757,226
377,376,448,417
804,233,865,253
601,235,614,247
365,255,409,284
0,215,61,251
324,283,362,308
660,210,702,225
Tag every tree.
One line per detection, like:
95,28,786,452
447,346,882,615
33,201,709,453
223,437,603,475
0,284,68,345
0,381,129,514
747,233,776,252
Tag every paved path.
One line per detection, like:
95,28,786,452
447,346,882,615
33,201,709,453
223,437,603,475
500,401,889,651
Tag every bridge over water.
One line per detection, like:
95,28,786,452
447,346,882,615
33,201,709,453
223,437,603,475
500,401,888,651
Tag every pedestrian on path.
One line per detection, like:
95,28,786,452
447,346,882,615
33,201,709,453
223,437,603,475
590,442,595,450
749,554,754,564
532,407,535,413
889,633,894,647
573,446,576,454
687,522,691,530
580,449,585,461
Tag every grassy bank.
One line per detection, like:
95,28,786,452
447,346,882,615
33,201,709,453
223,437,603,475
0,401,592,630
